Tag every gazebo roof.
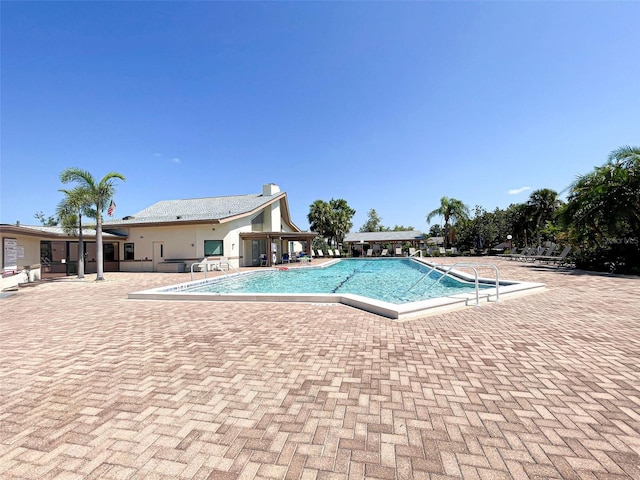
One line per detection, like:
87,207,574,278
343,231,424,243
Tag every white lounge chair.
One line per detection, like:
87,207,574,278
380,248,389,257
366,249,373,257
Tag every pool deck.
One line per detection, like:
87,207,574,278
1,258,639,479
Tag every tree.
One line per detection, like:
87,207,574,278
360,208,384,232
308,200,332,239
327,198,356,247
526,188,562,246
308,198,356,248
426,197,470,248
428,224,443,238
34,211,57,226
60,168,126,281
56,186,94,279
391,225,414,231
560,145,640,273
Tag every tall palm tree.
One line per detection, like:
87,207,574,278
60,168,126,281
328,198,355,248
56,186,94,279
308,200,332,241
426,196,470,248
526,188,561,246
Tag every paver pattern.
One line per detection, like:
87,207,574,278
1,259,639,479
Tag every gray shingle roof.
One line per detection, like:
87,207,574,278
343,231,424,243
103,192,282,226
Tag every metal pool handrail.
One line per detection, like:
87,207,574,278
190,259,239,281
408,263,500,306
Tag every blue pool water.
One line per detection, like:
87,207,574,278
181,258,491,304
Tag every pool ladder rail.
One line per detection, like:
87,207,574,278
408,262,500,306
190,259,239,281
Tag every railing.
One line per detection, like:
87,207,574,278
190,259,239,281
409,250,422,257
408,262,500,306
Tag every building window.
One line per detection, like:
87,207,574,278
124,243,135,260
104,243,118,262
204,240,223,256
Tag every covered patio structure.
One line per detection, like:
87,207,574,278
239,231,317,267
343,230,424,257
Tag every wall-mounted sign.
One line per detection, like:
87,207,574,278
3,238,18,272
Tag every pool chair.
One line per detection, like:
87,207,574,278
260,254,268,266
508,247,531,261
281,253,290,263
366,249,374,257
380,248,389,257
394,248,403,256
524,245,556,262
333,249,342,257
408,248,416,256
536,246,572,266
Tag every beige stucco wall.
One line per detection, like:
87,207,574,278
118,216,257,271
1,234,42,272
1,234,42,290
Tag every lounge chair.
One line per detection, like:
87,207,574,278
316,250,324,258
260,254,268,266
536,246,572,266
507,247,531,261
439,247,446,255
408,248,416,256
395,248,403,256
366,249,374,257
380,248,389,257
524,245,556,262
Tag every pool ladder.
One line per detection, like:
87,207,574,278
408,263,500,306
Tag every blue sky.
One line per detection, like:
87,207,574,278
2,1,639,232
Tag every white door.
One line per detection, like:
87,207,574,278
152,242,164,271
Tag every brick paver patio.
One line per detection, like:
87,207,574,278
1,259,639,479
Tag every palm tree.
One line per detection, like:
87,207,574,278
56,186,94,279
526,188,561,246
328,198,355,248
308,200,332,240
562,145,640,243
426,196,470,248
60,168,126,281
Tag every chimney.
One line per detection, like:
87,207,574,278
262,183,280,196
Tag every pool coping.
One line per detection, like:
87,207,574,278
128,259,546,319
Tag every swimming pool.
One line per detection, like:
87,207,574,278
129,258,545,319
179,259,490,303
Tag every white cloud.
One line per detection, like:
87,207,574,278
507,186,531,195
172,157,181,164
